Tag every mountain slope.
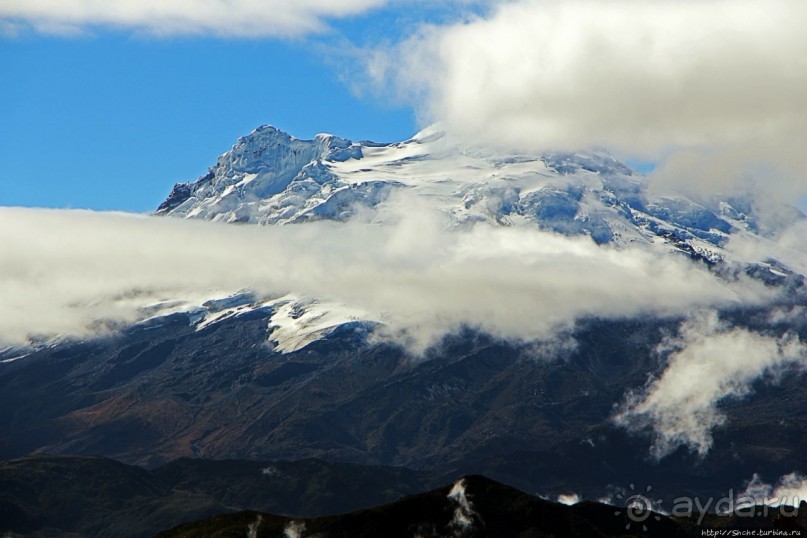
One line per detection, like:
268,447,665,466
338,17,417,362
157,125,804,264
2,125,806,535
0,455,442,538
3,457,804,538
1,306,805,505
157,475,807,538
0,455,223,538
147,125,807,355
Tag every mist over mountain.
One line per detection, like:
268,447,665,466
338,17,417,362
3,125,804,351
5,0,807,536
2,124,806,537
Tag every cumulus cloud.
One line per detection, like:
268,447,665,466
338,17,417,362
0,0,387,38
374,0,807,201
282,521,306,538
0,206,768,352
739,472,807,508
729,220,807,276
614,311,806,459
556,493,580,506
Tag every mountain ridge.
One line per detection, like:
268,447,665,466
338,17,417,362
138,123,807,356
4,456,803,538
156,124,803,258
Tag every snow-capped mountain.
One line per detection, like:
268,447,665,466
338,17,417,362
4,126,807,520
149,125,807,353
157,124,802,265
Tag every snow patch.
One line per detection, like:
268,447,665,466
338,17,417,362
447,479,478,532
247,515,262,538
283,521,306,538
0,353,30,364
267,297,371,353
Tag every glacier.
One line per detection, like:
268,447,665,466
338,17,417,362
148,124,807,352
157,124,797,260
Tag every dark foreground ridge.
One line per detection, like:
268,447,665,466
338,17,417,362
1,456,804,538
0,455,439,538
157,474,806,538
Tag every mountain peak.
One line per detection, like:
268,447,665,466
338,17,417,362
156,125,367,222
156,124,803,270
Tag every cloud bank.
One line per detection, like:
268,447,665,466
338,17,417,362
739,472,807,507
615,312,806,459
0,0,386,37
374,0,807,201
0,207,768,352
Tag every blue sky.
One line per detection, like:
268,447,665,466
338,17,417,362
0,4,480,212
2,1,805,212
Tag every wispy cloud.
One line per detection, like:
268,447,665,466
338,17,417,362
614,311,806,459
372,0,807,202
556,493,580,506
0,205,768,352
739,472,807,507
0,0,387,38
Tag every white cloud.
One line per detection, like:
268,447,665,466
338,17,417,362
0,207,768,353
375,0,807,201
0,0,387,38
614,312,806,459
448,479,477,530
282,521,305,538
738,472,807,508
729,220,807,276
